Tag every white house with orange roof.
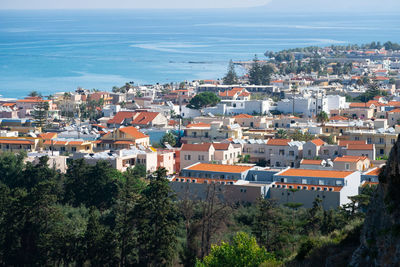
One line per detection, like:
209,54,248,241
361,167,382,186
233,114,270,129
270,168,361,209
181,121,242,144
95,126,150,151
333,155,370,172
265,139,304,168
343,143,375,160
303,138,326,159
299,159,327,170
387,108,400,126
170,163,266,203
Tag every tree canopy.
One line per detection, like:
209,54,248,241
187,92,221,110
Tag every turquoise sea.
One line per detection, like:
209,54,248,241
0,9,399,98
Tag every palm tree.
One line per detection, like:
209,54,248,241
316,111,329,125
275,129,288,139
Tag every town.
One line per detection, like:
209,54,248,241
1,41,399,210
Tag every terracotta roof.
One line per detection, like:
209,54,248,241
333,155,367,162
16,99,50,103
329,115,348,121
68,141,85,145
233,114,253,119
346,144,374,150
107,111,135,124
300,159,323,165
0,139,34,145
349,102,372,108
277,168,354,178
388,108,400,113
364,167,382,176
119,127,149,139
273,182,343,192
211,143,231,150
186,163,253,173
186,122,211,128
92,124,106,129
181,143,213,152
2,103,16,107
238,92,250,97
38,132,57,140
338,140,366,147
362,181,379,187
388,101,400,107
310,139,325,146
373,77,389,80
131,112,159,125
267,139,291,146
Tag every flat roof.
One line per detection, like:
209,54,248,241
276,168,354,178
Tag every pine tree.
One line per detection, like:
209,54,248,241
136,168,179,266
223,60,238,85
32,100,49,128
249,56,262,85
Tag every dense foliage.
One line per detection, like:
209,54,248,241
223,60,238,85
0,152,376,266
187,92,221,110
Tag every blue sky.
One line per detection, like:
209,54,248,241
0,0,399,10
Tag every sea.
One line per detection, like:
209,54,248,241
0,9,399,98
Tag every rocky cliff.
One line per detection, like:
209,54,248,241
351,135,400,266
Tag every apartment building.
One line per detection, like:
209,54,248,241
270,168,360,209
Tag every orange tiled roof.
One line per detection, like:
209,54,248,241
186,163,253,173
349,102,371,108
38,132,57,140
107,111,135,124
119,127,149,139
68,141,85,145
233,114,253,119
267,139,291,146
211,143,231,150
388,101,400,107
310,139,325,146
300,159,323,165
181,143,213,152
329,115,348,121
2,103,16,107
186,122,211,128
131,112,159,125
239,92,250,97
346,144,374,150
277,168,353,178
365,167,382,176
273,182,343,192
0,139,34,145
333,155,367,162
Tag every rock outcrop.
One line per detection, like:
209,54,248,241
351,135,400,266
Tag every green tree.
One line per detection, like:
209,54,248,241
305,197,323,235
223,60,238,85
136,168,179,266
249,55,262,85
160,132,177,147
196,232,275,267
316,111,329,125
275,129,288,139
32,100,49,128
28,91,40,97
187,92,221,110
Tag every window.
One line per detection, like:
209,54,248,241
198,155,204,161
329,188,333,191
345,163,350,170
297,186,301,189
319,180,324,185
367,138,372,144
336,180,342,185
205,132,209,138
193,132,197,137
380,149,384,155
379,138,384,144
289,151,294,156
303,186,307,190
355,136,360,141
302,179,307,184
279,150,284,156
308,150,311,156
192,179,196,183
71,147,77,152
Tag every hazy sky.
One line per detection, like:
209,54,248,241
0,0,399,10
